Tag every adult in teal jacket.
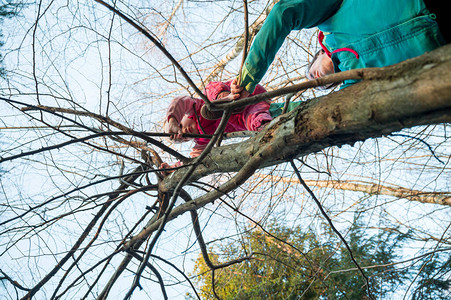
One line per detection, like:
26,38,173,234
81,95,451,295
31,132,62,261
231,0,447,97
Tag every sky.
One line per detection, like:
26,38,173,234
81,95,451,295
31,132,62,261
0,1,450,299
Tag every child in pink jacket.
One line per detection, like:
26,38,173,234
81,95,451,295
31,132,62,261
162,80,272,168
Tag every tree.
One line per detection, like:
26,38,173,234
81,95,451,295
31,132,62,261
0,1,450,299
190,220,408,299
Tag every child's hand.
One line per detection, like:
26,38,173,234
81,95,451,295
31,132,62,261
231,78,250,99
216,91,240,102
166,117,183,140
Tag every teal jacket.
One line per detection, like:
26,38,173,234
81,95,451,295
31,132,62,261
240,0,445,92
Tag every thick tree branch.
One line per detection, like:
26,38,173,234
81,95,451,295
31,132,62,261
253,173,451,206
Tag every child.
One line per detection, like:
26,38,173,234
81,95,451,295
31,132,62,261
162,80,272,169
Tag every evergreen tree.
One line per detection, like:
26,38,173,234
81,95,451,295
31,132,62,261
189,221,408,299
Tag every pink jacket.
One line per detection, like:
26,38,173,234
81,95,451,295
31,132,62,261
166,80,272,157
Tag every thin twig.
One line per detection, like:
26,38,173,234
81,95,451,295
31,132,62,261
0,269,30,292
237,0,249,84
2,98,158,166
289,160,374,300
20,165,147,299
390,133,445,165
211,67,385,112
126,251,168,300
94,0,209,103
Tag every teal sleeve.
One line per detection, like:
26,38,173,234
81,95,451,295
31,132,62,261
269,101,304,118
240,0,343,93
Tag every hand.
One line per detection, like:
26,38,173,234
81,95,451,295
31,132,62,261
216,91,240,102
230,78,250,99
230,78,243,94
165,117,183,140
